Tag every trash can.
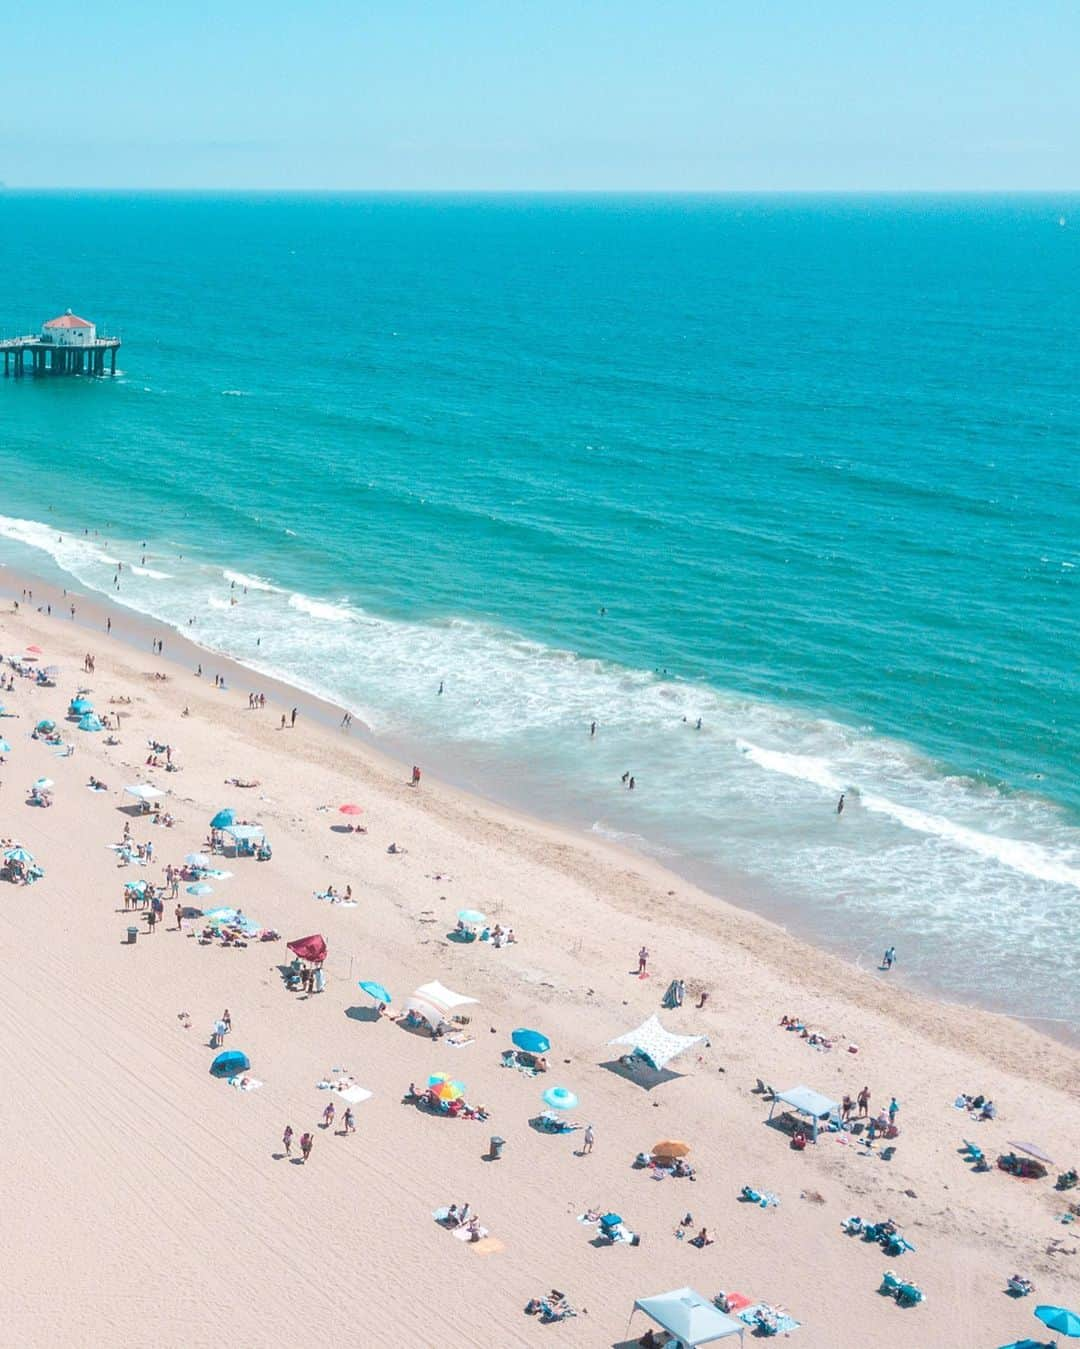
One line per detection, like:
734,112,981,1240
489,1135,505,1160
127,926,139,944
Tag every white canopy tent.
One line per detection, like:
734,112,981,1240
769,1085,840,1141
222,824,265,843
608,1014,706,1073
631,1287,745,1345
405,980,478,1029
124,783,165,801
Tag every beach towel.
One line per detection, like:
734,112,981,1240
445,1036,474,1049
335,1085,372,1104
468,1237,504,1255
227,1076,263,1091
739,1304,800,1335
452,1225,490,1242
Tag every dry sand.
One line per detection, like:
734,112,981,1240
0,590,1077,1349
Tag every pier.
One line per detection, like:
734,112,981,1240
1,309,120,378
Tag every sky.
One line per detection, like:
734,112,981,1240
1,0,1078,190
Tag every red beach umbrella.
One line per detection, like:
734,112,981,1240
24,645,43,656
339,804,363,816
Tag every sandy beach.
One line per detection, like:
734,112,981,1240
1,579,1077,1349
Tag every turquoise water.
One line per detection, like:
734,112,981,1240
1,192,1078,1029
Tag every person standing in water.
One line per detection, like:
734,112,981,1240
837,793,845,815
590,721,596,737
882,945,896,971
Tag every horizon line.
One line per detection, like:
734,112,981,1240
2,185,1079,197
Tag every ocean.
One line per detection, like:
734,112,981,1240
1,192,1077,1032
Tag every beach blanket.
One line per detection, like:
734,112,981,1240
445,1035,474,1049
227,1076,263,1091
739,1304,800,1335
313,889,356,905
452,1225,490,1242
335,1085,372,1105
468,1237,504,1255
204,868,233,880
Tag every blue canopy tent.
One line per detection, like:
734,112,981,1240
768,1085,841,1142
69,697,93,715
210,1050,250,1077
78,713,104,732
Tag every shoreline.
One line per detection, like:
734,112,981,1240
1,556,1077,1066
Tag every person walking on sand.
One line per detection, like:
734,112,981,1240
222,1009,232,1034
300,1132,313,1163
411,765,421,786
322,1102,335,1131
282,1125,294,1157
175,902,183,931
857,1085,871,1118
638,946,649,975
280,714,286,729
888,1096,899,1126
290,707,298,727
582,1123,595,1154
343,1107,356,1135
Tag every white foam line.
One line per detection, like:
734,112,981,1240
738,738,1080,890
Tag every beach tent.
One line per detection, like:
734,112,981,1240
69,697,93,715
210,1050,250,1077
78,713,104,732
223,824,265,843
769,1085,841,1141
608,1015,706,1073
125,783,164,801
405,980,477,1029
631,1288,745,1345
287,933,327,964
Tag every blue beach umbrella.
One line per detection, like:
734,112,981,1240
69,697,92,714
78,713,104,732
0,739,11,753
512,1028,550,1055
4,847,34,863
210,808,235,829
358,980,392,1004
210,1050,250,1077
998,1341,1053,1349
1035,1305,1080,1336
187,882,214,897
457,908,486,927
542,1086,578,1111
36,720,56,733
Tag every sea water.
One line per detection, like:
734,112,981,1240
0,192,1077,1031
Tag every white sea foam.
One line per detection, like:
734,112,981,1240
287,593,354,623
223,569,279,592
131,565,172,579
738,738,1080,891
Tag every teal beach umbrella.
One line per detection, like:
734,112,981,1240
358,980,392,1004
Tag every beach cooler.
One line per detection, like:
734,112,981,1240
127,925,139,944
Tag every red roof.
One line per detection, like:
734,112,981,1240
43,310,93,329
